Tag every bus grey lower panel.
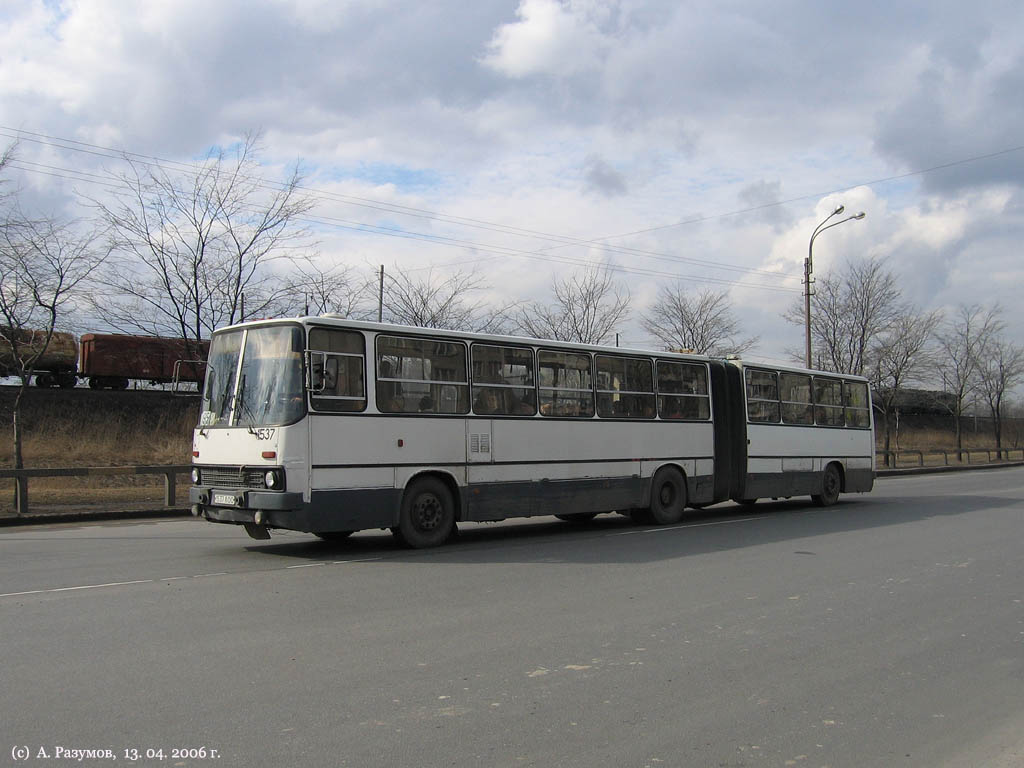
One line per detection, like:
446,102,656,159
843,468,874,493
199,488,400,532
304,488,402,531
741,467,873,500
741,472,814,499
465,476,646,522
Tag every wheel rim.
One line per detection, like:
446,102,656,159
825,468,839,498
659,482,676,507
413,493,443,531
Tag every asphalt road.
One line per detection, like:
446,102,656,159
2,469,1022,768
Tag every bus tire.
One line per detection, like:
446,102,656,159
812,463,842,507
395,477,456,548
647,466,686,525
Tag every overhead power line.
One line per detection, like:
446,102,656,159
0,126,795,281
6,153,800,293
4,125,1018,293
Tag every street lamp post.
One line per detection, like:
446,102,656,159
804,206,866,368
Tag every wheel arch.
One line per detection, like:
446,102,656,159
827,459,847,492
643,461,689,508
400,469,464,521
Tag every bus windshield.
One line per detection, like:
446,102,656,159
200,325,305,427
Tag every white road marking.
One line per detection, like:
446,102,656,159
0,579,154,598
0,557,383,600
610,516,766,536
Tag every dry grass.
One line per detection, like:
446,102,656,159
1,391,1020,514
0,389,197,513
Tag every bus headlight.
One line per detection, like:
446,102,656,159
191,468,201,484
265,470,281,489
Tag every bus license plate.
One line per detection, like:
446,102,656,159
213,493,238,506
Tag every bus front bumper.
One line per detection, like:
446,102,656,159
189,486,303,525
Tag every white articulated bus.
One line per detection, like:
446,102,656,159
189,317,875,547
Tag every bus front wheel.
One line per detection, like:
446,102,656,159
812,463,842,507
646,466,687,525
395,477,456,548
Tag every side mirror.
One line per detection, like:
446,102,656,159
172,359,206,395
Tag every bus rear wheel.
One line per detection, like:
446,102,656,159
395,477,456,548
646,466,687,525
812,463,842,507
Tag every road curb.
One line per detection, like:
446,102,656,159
876,460,1024,477
0,508,190,528
1,461,1021,527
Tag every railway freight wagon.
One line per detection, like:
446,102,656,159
0,330,78,387
79,334,209,389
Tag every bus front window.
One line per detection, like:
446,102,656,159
235,326,306,427
201,331,242,426
200,326,305,427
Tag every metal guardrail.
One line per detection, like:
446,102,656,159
0,464,192,516
875,448,1024,468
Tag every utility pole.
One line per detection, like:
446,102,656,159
803,255,813,368
378,265,384,322
804,206,866,368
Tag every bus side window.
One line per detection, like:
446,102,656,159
844,380,871,428
813,377,845,426
308,328,366,412
471,344,536,416
376,335,470,414
745,368,780,423
780,373,813,424
656,361,710,420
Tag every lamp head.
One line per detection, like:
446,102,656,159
833,204,845,215
852,211,866,220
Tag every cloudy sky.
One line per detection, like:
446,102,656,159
2,0,1023,365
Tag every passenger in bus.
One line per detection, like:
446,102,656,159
663,398,684,419
474,389,500,415
322,361,338,394
509,390,534,415
418,395,435,412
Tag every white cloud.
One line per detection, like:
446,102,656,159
2,0,1023,372
481,0,610,78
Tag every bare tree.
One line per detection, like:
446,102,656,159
381,265,514,333
976,335,1024,459
869,309,941,464
89,131,315,357
0,207,105,510
641,284,757,355
785,256,902,374
518,264,630,345
933,304,1004,461
277,257,372,319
